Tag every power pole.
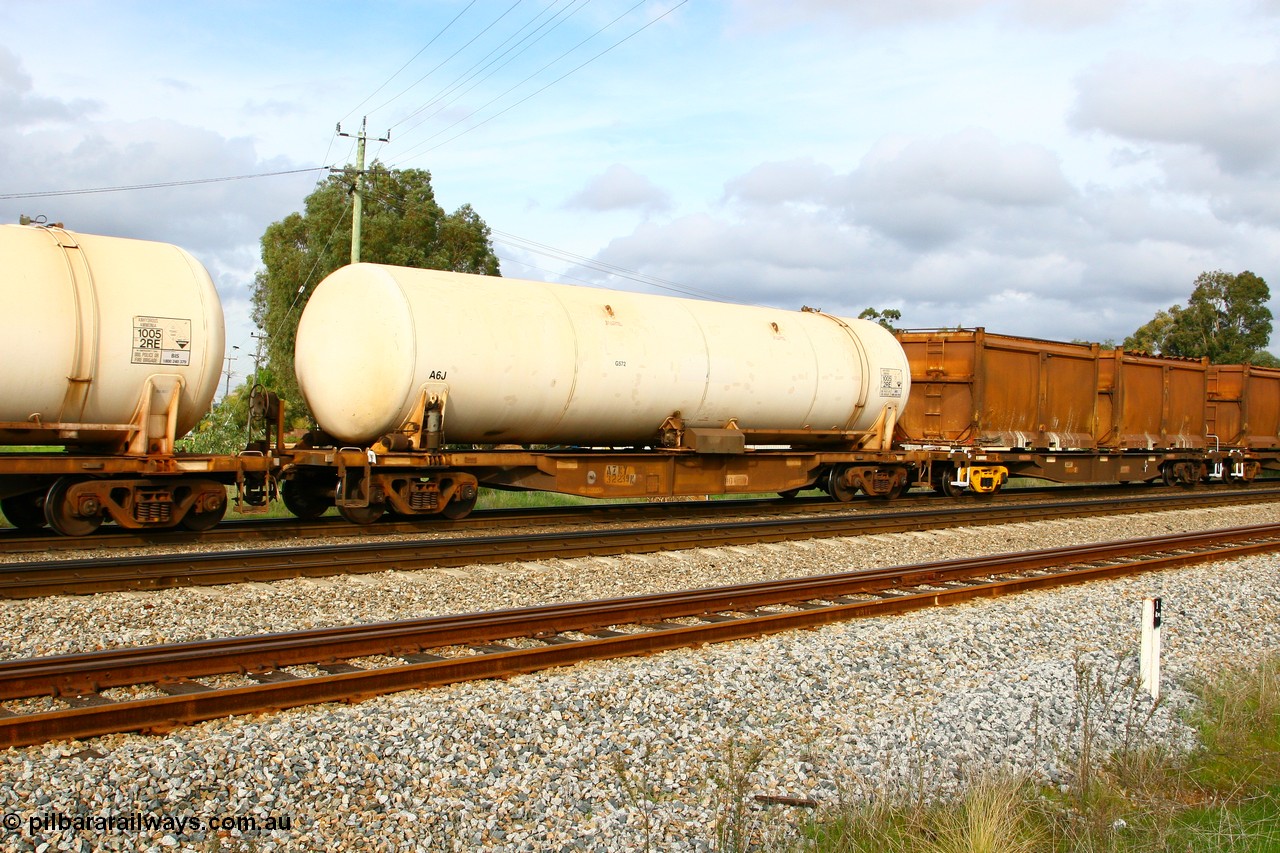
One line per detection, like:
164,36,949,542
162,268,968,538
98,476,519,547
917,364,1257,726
336,118,390,264
246,331,269,443
222,347,238,399
248,332,268,390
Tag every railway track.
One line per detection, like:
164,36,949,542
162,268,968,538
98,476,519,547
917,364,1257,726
0,497,776,554
2,522,1277,747
3,482,1276,555
2,487,1277,599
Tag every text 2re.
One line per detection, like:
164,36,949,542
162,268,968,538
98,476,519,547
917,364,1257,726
136,328,164,348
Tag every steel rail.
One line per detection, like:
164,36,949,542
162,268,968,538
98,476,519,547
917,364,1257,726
2,488,1278,599
2,483,1275,555
1,523,1278,747
3,522,1276,697
0,495,834,554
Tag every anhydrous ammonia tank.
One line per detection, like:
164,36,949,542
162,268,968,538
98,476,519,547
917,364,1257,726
0,225,224,446
295,264,910,447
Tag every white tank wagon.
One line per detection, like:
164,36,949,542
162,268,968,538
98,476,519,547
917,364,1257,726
0,225,273,536
0,224,224,451
295,264,910,447
288,264,913,522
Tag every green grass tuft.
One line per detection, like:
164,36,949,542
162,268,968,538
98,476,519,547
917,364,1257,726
793,654,1280,853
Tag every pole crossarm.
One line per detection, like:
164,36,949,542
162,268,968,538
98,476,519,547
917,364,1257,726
336,117,391,264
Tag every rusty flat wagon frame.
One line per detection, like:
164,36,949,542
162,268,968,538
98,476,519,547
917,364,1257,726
0,450,277,535
280,410,931,524
0,392,285,536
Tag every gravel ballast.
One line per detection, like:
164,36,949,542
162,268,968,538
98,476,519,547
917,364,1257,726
0,502,1277,851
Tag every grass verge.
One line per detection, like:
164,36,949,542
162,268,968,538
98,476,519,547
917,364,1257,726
790,654,1280,853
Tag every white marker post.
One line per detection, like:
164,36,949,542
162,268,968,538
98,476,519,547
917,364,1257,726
1140,597,1162,700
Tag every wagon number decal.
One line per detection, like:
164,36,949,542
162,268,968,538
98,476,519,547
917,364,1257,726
604,464,638,486
133,316,193,366
880,367,904,398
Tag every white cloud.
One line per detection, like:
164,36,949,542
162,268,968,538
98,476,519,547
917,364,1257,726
722,130,1072,251
7,119,310,254
722,132,1076,251
582,125,1279,347
1071,56,1280,175
728,0,988,30
564,164,671,214
728,0,1127,31
0,45,94,127
723,158,836,206
0,48,318,357
848,130,1074,208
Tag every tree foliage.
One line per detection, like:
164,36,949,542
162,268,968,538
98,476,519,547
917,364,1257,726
177,389,251,455
251,163,500,416
177,366,290,453
1124,271,1276,365
858,306,902,332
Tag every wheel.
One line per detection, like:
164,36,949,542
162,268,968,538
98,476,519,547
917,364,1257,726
338,502,385,525
825,467,857,502
1,492,46,531
1162,462,1197,488
281,476,333,519
440,489,478,520
939,468,965,498
43,477,103,537
180,499,227,531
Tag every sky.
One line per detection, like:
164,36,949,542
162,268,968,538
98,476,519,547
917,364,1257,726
3,0,1280,389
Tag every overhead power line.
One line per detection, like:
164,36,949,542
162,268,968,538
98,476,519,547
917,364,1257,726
393,0,689,162
0,167,326,200
269,194,353,341
388,0,590,139
355,183,732,304
355,184,686,293
340,0,481,123
370,0,528,122
491,228,754,305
